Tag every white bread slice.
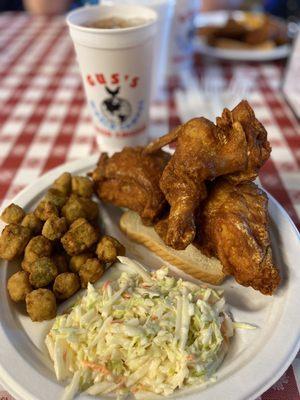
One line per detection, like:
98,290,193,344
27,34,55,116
120,210,226,285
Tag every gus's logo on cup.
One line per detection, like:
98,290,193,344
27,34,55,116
86,72,145,137
101,86,131,125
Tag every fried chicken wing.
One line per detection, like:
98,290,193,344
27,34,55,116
196,180,280,295
227,100,271,183
92,147,170,225
144,101,271,250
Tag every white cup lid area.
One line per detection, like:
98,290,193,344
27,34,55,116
67,4,158,49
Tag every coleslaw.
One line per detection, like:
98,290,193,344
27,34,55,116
45,257,234,399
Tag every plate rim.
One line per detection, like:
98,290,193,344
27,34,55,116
0,155,299,400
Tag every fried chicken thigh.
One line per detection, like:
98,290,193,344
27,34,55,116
197,180,280,295
144,100,271,250
91,147,170,225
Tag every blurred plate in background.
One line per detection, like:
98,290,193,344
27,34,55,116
194,10,291,61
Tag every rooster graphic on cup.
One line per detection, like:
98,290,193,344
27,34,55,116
101,86,132,126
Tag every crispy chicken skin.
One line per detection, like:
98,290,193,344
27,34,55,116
226,100,271,183
196,180,280,295
144,101,271,250
92,147,170,225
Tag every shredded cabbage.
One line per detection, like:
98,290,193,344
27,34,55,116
45,257,234,399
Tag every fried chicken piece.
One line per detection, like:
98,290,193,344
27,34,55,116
196,180,280,295
144,101,271,250
199,17,248,46
198,14,289,49
226,100,271,183
91,147,170,225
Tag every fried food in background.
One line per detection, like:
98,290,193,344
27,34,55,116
0,172,126,321
198,12,289,51
144,100,270,250
211,38,275,50
196,180,280,295
92,147,170,225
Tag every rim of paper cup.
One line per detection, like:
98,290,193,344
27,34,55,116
66,4,158,34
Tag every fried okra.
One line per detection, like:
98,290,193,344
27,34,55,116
0,224,31,261
29,257,58,288
7,271,32,302
26,289,56,321
69,252,94,273
53,273,80,300
62,195,98,225
61,218,98,256
23,235,52,263
52,172,72,196
71,176,94,198
1,203,25,224
34,200,59,221
21,213,43,235
52,253,69,274
44,188,67,208
42,216,68,241
79,258,104,288
96,235,125,264
22,235,52,273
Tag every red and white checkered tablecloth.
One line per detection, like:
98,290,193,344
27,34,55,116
0,12,299,400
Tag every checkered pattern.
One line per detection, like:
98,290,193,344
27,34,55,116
0,12,299,400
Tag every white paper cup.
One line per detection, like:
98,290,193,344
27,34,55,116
102,0,175,99
167,0,199,75
67,5,157,153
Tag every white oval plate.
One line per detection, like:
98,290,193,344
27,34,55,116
0,155,300,400
194,11,291,62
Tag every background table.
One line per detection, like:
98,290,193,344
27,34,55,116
0,12,299,400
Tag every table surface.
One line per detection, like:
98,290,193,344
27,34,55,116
0,12,299,400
